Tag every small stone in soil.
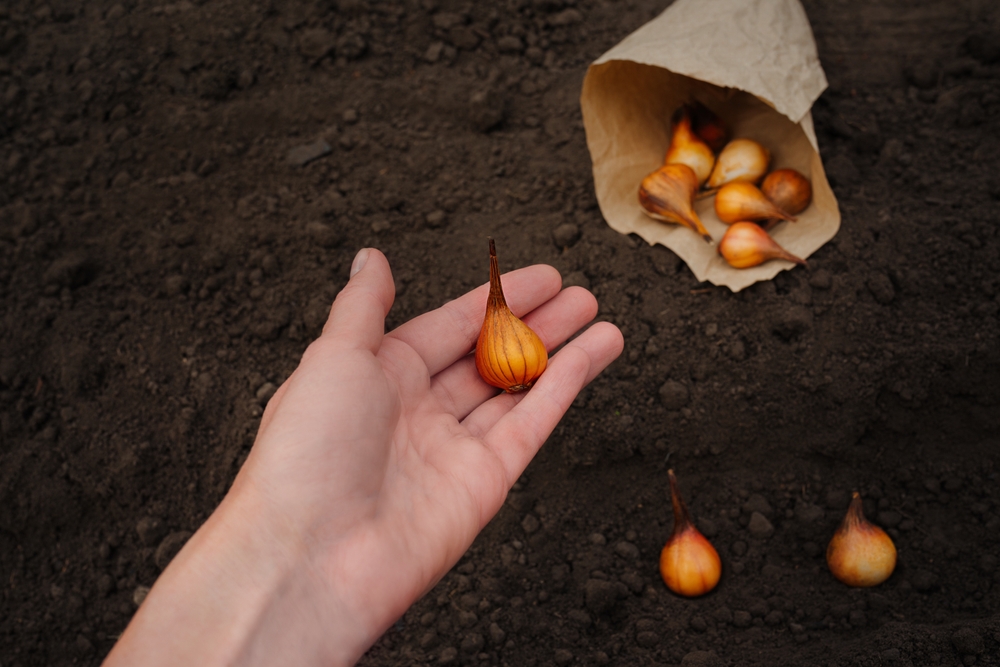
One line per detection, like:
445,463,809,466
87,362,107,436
154,531,192,570
713,606,733,624
681,649,722,666
584,578,619,615
747,512,774,539
770,305,813,340
748,600,770,618
743,493,773,517
460,632,484,654
952,627,985,656
132,585,151,606
496,35,524,53
910,570,939,592
613,541,639,560
867,273,896,304
658,380,689,410
425,210,447,228
135,517,167,546
809,268,832,290
553,648,574,665
552,222,581,248
255,382,277,405
636,630,659,647
468,89,505,133
488,622,505,645
824,153,861,189
794,502,824,525
287,139,332,167
305,221,344,248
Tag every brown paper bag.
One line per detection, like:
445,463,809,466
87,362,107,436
580,0,839,292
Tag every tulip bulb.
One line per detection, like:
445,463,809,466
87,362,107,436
706,139,771,189
715,182,797,225
689,101,728,153
638,164,712,243
826,492,897,587
475,239,547,393
664,107,715,186
718,222,806,269
761,168,813,216
659,469,721,598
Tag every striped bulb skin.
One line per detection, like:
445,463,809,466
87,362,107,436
826,492,897,587
474,239,547,393
659,469,721,598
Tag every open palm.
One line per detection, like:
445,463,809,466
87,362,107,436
104,248,622,667
243,248,622,648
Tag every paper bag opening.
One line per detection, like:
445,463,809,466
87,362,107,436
580,0,840,292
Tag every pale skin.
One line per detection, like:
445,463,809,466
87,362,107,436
103,248,624,667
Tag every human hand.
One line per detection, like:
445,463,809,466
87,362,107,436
104,248,623,667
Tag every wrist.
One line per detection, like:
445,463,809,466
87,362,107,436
105,481,372,667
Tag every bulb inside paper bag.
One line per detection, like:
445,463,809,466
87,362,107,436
580,0,839,292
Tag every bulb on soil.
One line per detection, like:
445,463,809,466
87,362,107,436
659,469,721,597
826,492,897,587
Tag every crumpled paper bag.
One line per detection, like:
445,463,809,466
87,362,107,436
580,0,839,292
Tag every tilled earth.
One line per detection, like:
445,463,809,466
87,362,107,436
1,0,1000,665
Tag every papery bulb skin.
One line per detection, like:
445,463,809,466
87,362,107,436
689,102,728,153
664,107,716,186
826,492,897,587
706,139,771,189
659,470,722,598
715,182,797,225
761,168,813,216
638,164,713,243
718,222,807,269
475,239,548,393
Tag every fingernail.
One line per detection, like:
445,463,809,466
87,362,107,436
350,248,370,278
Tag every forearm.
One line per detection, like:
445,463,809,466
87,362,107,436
103,486,371,667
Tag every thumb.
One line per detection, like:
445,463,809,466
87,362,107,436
322,248,395,354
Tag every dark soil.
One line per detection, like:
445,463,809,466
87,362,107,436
2,0,1000,665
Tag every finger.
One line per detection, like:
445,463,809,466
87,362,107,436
469,322,623,484
429,287,599,420
322,249,395,355
386,264,562,377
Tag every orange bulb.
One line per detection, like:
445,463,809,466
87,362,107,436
659,470,721,597
714,181,798,225
826,492,897,587
760,168,813,216
717,222,806,269
475,239,547,393
689,101,728,153
664,107,716,186
638,164,713,243
706,139,771,189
